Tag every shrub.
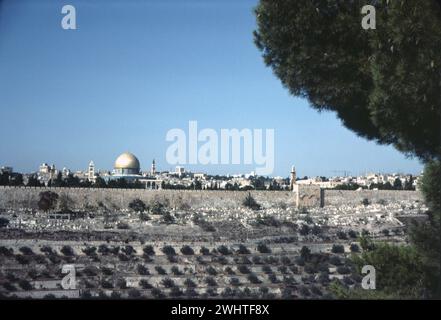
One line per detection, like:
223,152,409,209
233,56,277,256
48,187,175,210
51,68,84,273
348,230,358,239
331,244,345,254
247,274,262,284
0,217,9,228
122,245,136,256
167,255,178,263
82,246,97,256
162,278,175,288
180,245,194,255
28,269,39,280
192,215,216,232
61,245,74,256
252,256,263,264
116,278,127,289
318,272,330,285
336,266,351,275
300,246,311,261
200,246,210,255
278,265,289,274
205,277,217,287
337,231,348,240
268,274,280,284
101,279,113,289
257,243,271,254
118,253,129,262
155,265,167,275
283,276,297,286
206,288,218,297
137,264,149,275
185,288,199,297
216,256,228,265
256,215,282,227
162,245,176,256
362,198,370,206
128,198,146,212
102,267,113,276
243,192,261,210
295,256,305,266
110,291,121,299
169,287,183,297
0,246,13,256
350,244,360,253
151,288,165,298
84,266,98,276
128,289,141,298
15,255,30,265
299,224,310,236
143,245,155,256
206,266,217,276
150,200,165,215
196,256,207,265
19,246,34,256
262,265,273,274
3,282,16,291
217,245,232,255
299,286,311,297
236,244,250,254
171,266,183,276
184,278,197,288
304,264,318,274
48,254,61,264
225,267,235,275
238,265,251,274
312,225,322,235
230,277,241,286
161,212,176,224
281,256,292,265
98,244,109,255
290,265,299,274
311,285,323,296
18,280,32,291
117,222,130,230
329,256,342,266
139,279,152,289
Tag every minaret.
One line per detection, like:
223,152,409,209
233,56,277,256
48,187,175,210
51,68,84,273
88,161,95,182
290,165,297,191
151,159,156,175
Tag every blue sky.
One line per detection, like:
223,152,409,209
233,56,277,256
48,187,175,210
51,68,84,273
0,0,423,177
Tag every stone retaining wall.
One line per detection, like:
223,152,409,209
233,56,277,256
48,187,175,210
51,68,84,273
0,186,423,211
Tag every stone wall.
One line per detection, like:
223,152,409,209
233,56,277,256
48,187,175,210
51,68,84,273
293,184,324,208
0,186,423,211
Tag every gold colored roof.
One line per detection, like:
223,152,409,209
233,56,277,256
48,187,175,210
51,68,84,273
114,152,140,169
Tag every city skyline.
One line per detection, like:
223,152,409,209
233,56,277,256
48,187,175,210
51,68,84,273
0,0,424,177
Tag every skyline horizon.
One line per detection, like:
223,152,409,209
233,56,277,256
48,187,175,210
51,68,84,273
2,151,423,178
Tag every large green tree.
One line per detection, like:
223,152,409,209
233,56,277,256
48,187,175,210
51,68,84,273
254,0,440,160
254,0,441,298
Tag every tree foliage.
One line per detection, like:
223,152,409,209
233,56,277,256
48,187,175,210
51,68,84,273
254,0,441,161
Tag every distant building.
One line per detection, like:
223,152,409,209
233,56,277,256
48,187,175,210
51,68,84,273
0,166,13,174
87,161,96,182
108,152,161,189
151,159,156,175
175,166,185,177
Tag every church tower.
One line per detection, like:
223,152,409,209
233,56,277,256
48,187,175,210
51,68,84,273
151,159,156,175
290,165,297,191
88,161,95,182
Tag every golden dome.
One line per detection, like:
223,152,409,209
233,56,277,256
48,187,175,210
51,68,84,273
114,152,140,170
